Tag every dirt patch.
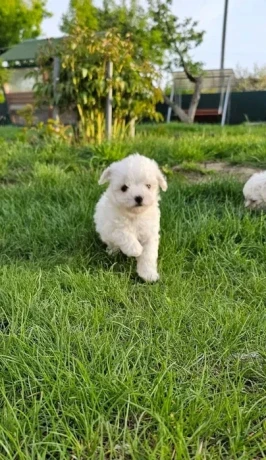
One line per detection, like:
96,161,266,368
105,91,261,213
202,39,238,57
172,162,263,183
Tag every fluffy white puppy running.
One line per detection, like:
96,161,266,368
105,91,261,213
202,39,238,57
94,153,167,282
243,171,266,209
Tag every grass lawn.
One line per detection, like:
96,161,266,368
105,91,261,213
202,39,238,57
1,123,266,458
0,125,23,141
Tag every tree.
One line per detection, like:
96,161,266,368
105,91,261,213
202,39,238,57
32,27,162,142
97,0,167,66
61,0,165,65
0,0,51,50
234,65,266,92
147,0,204,122
0,63,8,104
61,0,98,33
61,0,205,123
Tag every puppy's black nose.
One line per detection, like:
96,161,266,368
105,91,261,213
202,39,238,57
135,195,143,205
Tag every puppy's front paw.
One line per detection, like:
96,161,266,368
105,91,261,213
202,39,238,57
124,242,143,258
106,245,119,256
137,266,160,283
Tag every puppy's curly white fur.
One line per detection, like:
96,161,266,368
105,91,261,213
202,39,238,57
243,171,266,209
94,153,167,282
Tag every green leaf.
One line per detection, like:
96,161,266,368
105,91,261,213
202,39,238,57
82,93,88,104
82,68,88,78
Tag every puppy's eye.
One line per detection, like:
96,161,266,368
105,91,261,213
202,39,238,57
121,185,128,192
146,184,151,189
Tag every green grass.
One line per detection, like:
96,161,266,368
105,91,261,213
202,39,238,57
0,125,22,141
134,123,266,166
1,124,266,458
3,121,266,165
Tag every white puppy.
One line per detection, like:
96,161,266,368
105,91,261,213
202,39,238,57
94,153,167,282
243,171,266,209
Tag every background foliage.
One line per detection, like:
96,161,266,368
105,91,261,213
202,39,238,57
31,27,163,142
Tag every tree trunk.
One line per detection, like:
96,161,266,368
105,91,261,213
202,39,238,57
164,95,190,123
164,76,203,124
187,76,202,122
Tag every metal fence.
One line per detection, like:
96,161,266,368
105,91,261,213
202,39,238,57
157,91,266,125
2,90,266,126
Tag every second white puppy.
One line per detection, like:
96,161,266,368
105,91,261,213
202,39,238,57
243,171,266,209
94,153,167,282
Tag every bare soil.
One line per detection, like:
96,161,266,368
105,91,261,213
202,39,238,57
172,162,263,183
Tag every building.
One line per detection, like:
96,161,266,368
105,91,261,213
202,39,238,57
0,38,62,124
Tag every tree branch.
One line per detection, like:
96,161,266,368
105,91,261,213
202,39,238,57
177,50,197,84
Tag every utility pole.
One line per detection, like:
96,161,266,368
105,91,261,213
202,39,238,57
220,0,229,71
219,0,229,115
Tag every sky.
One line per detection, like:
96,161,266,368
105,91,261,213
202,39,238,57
42,0,266,72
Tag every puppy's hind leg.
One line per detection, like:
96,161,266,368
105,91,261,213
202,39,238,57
137,237,159,282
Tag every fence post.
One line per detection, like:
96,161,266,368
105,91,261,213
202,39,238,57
129,117,136,137
53,57,60,121
105,61,113,140
166,81,174,123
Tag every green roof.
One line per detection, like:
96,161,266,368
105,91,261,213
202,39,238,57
0,38,63,62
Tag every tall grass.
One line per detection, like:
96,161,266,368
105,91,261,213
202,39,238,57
0,125,266,458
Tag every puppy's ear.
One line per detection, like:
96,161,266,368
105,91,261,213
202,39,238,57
157,169,168,192
99,166,111,185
